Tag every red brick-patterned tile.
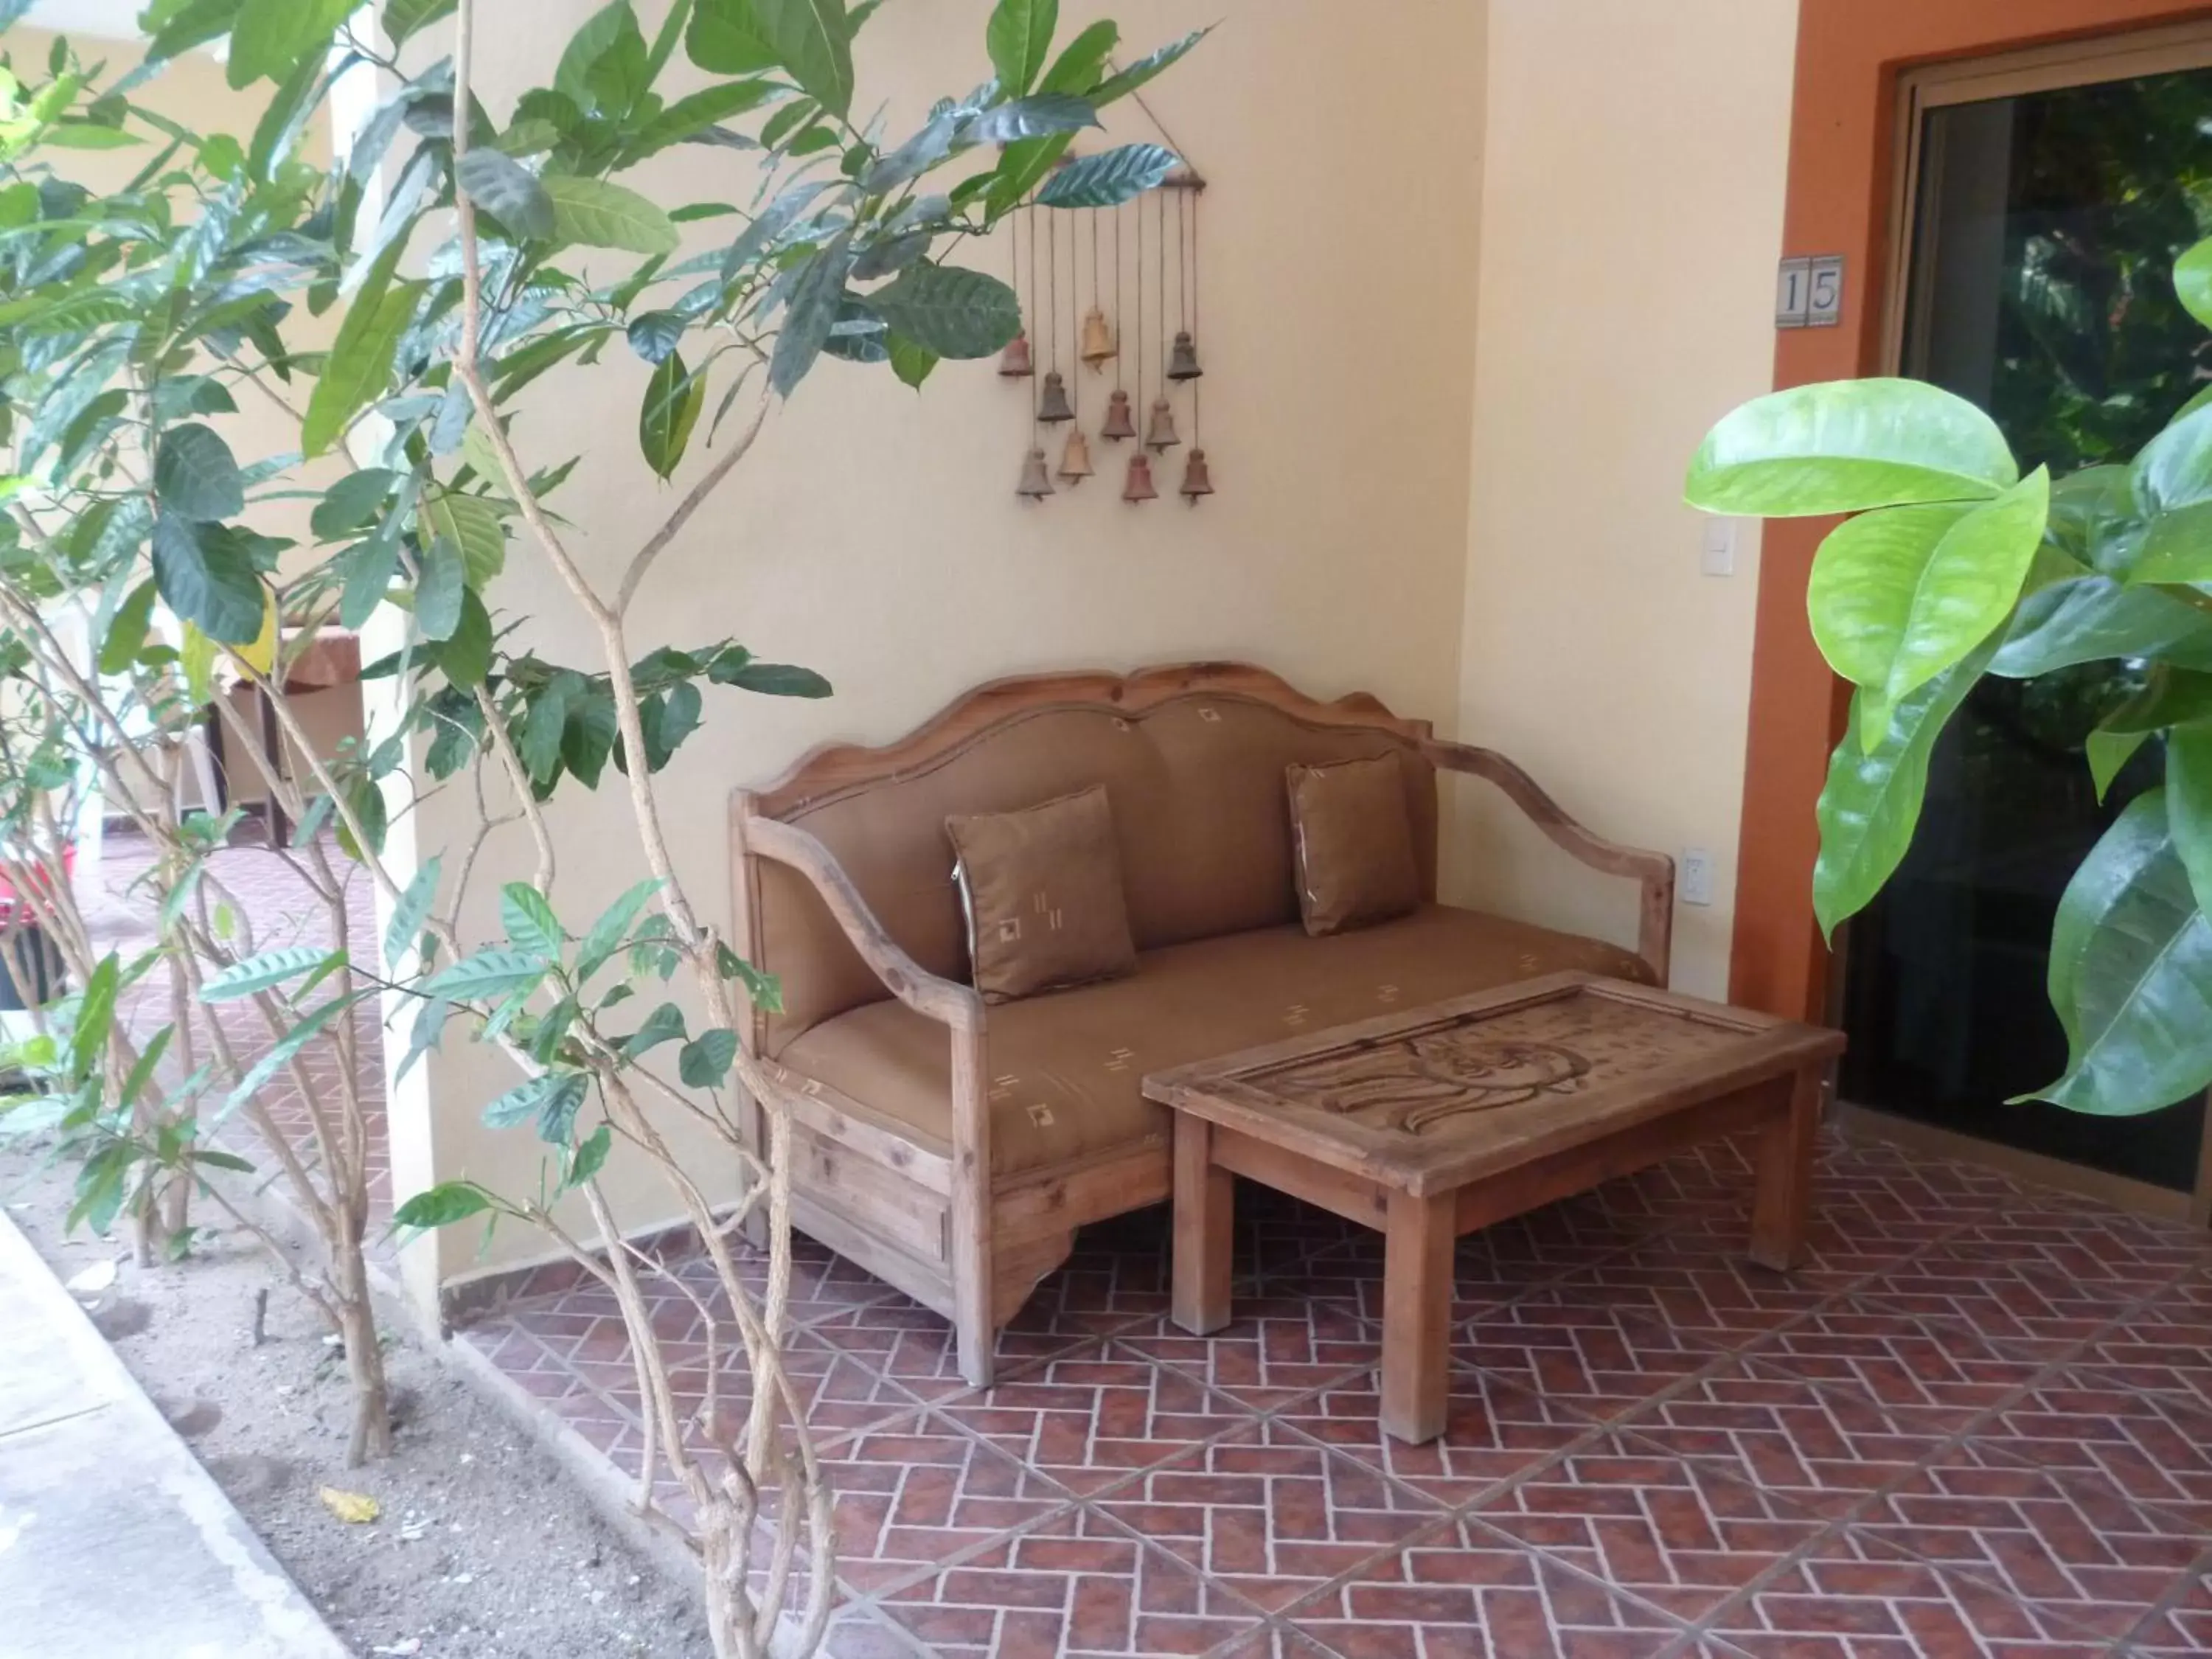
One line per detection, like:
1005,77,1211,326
935,1340,1257,1496
1846,1442,2212,1639
1971,1364,2212,1519
1705,1528,2114,1658
1454,1293,1725,1424
1744,1295,2049,1413
1273,1365,1595,1509
1470,1432,1825,1623
1612,1357,1959,1517
875,1506,1266,1658
1091,1419,1447,1612
2124,1550,2212,1657
1288,1517,1693,1659
818,1411,1079,1593
1118,1296,1378,1411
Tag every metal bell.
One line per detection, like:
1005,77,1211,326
1058,425,1093,484
1037,369,1074,423
1079,307,1116,372
1100,389,1135,442
998,330,1033,378
1122,451,1158,502
1166,330,1202,380
1145,397,1181,452
1016,446,1054,499
1180,447,1214,501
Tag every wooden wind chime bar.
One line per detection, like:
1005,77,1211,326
1009,161,1210,507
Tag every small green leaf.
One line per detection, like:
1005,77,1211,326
887,332,936,389
422,493,506,588
100,580,159,674
678,1027,738,1088
640,350,706,478
420,949,549,1001
543,174,681,254
153,423,246,521
391,1180,493,1230
1686,378,2019,517
482,1073,558,1129
383,855,442,970
2087,729,2149,804
201,946,344,1001
433,588,494,686
415,537,466,641
1088,26,1208,105
1039,19,1116,94
564,1122,612,1187
151,516,265,644
577,877,664,979
305,279,422,457
383,0,457,47
456,147,555,240
769,234,854,396
218,991,366,1121
987,0,1057,95
312,469,397,541
713,659,830,697
1036,142,1178,209
501,883,565,959
620,1001,687,1057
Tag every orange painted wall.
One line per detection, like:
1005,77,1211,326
1731,0,2212,1020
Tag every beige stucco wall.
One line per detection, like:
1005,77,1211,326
408,0,1494,1287
1451,0,1798,1000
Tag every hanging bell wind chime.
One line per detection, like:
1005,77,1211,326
1014,201,1054,498
1173,181,1213,501
1122,189,1156,502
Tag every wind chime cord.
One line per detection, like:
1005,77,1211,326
1189,188,1200,447
1113,201,1124,394
1026,198,1040,434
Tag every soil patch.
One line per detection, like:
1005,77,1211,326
1,1147,708,1659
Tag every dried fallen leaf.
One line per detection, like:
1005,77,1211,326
64,1259,117,1296
319,1486,380,1524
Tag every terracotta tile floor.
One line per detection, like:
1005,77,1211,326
458,1133,2212,1658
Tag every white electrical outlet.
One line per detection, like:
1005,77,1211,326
1700,520,1736,577
1680,847,1714,906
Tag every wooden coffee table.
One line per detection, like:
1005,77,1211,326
1145,973,1844,1443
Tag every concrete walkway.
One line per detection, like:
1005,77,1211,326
0,1210,350,1659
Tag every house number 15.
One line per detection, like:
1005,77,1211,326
1776,255,1845,329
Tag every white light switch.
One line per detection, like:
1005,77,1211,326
1680,847,1714,906
1700,520,1736,577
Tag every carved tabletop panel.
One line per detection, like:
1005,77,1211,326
1237,991,1746,1143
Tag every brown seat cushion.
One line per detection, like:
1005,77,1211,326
1288,754,1422,935
947,786,1137,1003
776,902,1653,1182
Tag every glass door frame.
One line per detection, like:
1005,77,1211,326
1841,18,2212,1225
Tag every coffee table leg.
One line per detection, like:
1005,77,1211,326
1750,1064,1823,1272
1381,1189,1454,1444
1171,1114,1233,1335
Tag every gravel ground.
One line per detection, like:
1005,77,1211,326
1,1146,710,1659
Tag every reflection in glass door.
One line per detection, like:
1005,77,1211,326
1840,40,2212,1195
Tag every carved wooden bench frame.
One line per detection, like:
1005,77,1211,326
729,661,1675,1386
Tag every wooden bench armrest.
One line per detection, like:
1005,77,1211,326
742,815,986,1034
1421,739,1676,986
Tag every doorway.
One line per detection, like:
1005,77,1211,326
1837,24,2212,1210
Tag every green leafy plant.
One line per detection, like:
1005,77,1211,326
0,1,1197,1649
1686,237,2212,1122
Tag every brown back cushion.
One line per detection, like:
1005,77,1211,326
755,691,1437,1053
1288,754,1422,935
947,787,1138,1003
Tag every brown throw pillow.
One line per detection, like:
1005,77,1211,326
1287,754,1421,936
947,786,1138,1003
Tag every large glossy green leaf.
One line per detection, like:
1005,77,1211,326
965,94,1098,146
543,175,679,255
1806,470,2048,744
2045,464,2142,575
754,0,853,114
639,350,706,477
1039,19,1116,94
2131,404,2212,519
1812,636,1997,939
2038,787,2212,1116
987,0,1058,96
151,515,265,644
687,0,777,72
1993,567,2212,677
1684,378,2019,516
2101,667,2212,735
455,148,554,240
1037,142,1178,209
228,0,350,87
1806,502,1972,690
864,263,1020,359
153,422,245,521
422,493,506,588
303,279,420,457
554,2,641,111
2177,235,2212,334
2170,723,2212,923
